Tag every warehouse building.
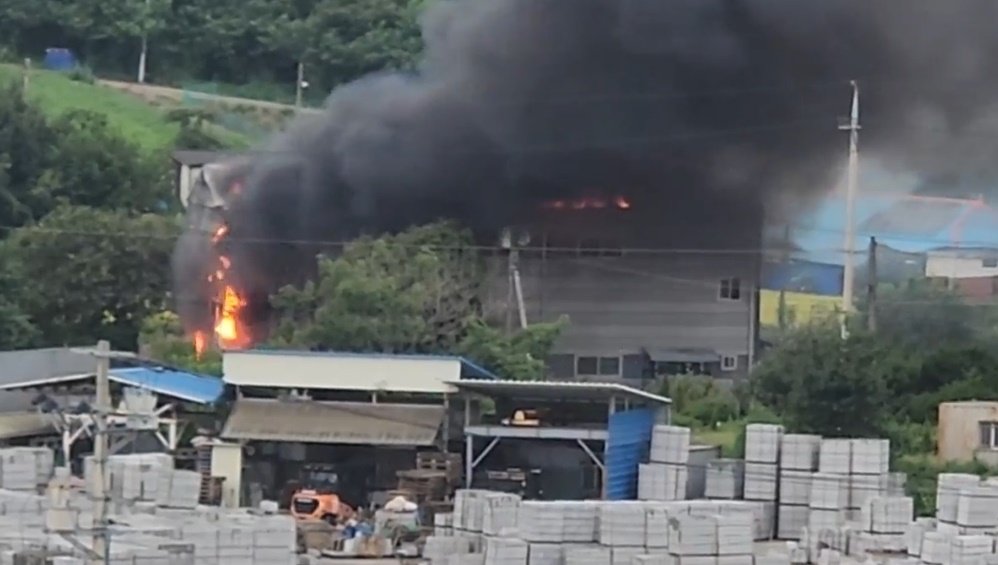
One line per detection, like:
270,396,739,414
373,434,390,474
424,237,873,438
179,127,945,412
218,349,498,507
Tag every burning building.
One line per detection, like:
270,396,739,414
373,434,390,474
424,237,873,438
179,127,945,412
174,0,998,376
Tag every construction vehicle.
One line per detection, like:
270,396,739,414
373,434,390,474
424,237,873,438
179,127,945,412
290,464,356,524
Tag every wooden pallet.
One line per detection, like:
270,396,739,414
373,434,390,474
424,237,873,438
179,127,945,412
416,452,462,482
395,469,449,502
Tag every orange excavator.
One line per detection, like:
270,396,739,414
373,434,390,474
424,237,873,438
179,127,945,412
289,464,355,524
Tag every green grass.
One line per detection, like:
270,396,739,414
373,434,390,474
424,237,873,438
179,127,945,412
693,420,743,457
0,64,250,152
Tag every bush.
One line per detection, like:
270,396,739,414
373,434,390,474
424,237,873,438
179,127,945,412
666,375,740,427
67,66,96,84
896,456,991,516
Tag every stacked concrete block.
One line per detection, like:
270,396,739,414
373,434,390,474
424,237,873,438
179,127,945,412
598,502,647,546
904,518,935,558
0,450,39,491
563,545,611,565
518,502,564,543
644,504,670,549
952,483,998,536
918,531,952,565
949,535,993,565
859,496,913,535
817,440,851,475
807,473,848,536
716,513,753,557
455,489,489,534
435,512,455,537
777,504,809,541
483,536,528,565
705,460,744,500
449,556,487,565
935,473,981,525
845,439,890,515
780,435,821,473
482,493,521,536
638,463,687,502
643,426,690,502
632,555,671,565
563,502,601,542
744,425,782,509
609,545,644,565
526,543,562,565
668,514,718,557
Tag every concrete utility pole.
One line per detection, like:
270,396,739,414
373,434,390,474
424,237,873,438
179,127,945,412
295,62,306,108
867,236,878,332
137,0,150,83
93,340,111,565
839,80,861,339
71,342,135,565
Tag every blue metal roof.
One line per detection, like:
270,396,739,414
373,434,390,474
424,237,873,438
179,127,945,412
109,367,224,405
242,348,499,380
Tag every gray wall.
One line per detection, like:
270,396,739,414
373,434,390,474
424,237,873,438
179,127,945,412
486,202,762,382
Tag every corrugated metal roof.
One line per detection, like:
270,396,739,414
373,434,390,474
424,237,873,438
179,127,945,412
0,412,56,440
0,348,97,412
448,380,671,406
0,366,224,405
221,399,445,445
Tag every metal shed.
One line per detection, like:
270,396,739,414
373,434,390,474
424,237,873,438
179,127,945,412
448,379,671,499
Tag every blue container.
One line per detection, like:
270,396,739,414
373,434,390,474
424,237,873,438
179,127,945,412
43,48,78,72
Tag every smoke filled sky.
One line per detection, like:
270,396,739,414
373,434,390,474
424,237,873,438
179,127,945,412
175,0,998,329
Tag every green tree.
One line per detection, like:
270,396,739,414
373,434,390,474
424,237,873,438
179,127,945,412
857,279,983,349
0,255,38,349
139,310,222,375
271,222,564,378
752,321,910,437
0,81,58,229
2,205,180,349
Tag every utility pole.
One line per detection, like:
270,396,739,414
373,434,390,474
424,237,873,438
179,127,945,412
22,58,31,90
295,62,305,108
867,237,878,332
71,341,135,565
778,224,791,331
137,0,150,83
839,80,861,339
93,340,111,565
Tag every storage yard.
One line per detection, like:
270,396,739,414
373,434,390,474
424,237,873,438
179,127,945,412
417,424,998,565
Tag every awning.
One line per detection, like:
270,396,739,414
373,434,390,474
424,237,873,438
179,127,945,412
646,348,720,363
221,399,445,446
0,412,56,440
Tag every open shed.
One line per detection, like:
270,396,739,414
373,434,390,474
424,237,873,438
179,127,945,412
448,379,671,500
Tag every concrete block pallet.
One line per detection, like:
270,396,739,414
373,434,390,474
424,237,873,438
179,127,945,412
639,463,688,502
706,459,745,500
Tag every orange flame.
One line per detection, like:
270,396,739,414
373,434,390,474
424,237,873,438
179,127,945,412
543,195,633,211
193,331,206,359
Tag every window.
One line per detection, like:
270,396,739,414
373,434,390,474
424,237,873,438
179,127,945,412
721,355,738,372
576,355,621,376
980,422,998,449
719,278,742,301
656,361,707,376
984,258,998,268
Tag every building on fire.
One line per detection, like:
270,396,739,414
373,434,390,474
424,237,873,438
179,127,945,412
171,151,763,382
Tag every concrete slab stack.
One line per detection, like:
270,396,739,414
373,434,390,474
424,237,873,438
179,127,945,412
435,512,455,537
859,496,913,535
517,502,564,543
949,534,993,565
598,502,647,547
778,470,812,540
716,513,753,558
643,426,691,501
563,544,611,565
954,484,998,534
807,473,848,535
482,493,521,537
744,425,783,507
705,459,744,500
847,439,890,517
638,463,687,501
918,531,952,565
935,473,981,526
0,450,39,491
483,536,528,565
609,545,644,565
562,501,600,543
644,504,670,550
455,489,489,540
525,543,562,565
668,514,718,558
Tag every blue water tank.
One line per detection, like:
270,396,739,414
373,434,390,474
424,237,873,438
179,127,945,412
43,48,78,72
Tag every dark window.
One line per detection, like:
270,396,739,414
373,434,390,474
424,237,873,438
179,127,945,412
984,258,998,268
576,356,599,375
980,422,998,449
720,278,742,301
598,356,621,376
656,361,708,376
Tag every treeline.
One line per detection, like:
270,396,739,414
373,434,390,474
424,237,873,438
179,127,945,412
1,0,424,100
0,81,180,351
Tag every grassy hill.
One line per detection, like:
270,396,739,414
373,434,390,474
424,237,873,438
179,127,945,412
0,64,250,152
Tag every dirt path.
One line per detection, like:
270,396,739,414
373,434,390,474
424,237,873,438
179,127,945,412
98,78,323,115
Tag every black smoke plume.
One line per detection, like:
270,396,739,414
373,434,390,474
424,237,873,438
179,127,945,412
174,0,998,335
